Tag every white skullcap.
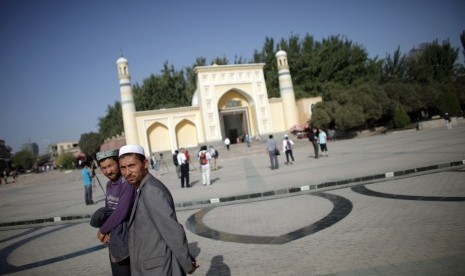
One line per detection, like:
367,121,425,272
119,144,145,157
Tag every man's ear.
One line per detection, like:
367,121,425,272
143,159,149,169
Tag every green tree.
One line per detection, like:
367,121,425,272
436,85,461,116
406,39,459,84
382,47,406,83
98,101,123,140
132,62,189,111
393,105,411,128
184,57,207,103
55,152,75,170
211,56,229,65
383,82,424,114
11,150,35,171
253,37,279,98
79,132,103,160
334,103,366,130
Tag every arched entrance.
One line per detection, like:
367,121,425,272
218,90,252,144
175,119,198,148
147,122,170,154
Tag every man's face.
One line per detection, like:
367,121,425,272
119,154,148,189
99,158,121,182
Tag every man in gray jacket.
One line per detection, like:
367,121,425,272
119,144,199,275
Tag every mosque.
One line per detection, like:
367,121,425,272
113,50,321,155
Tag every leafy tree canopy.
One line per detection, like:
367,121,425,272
79,132,103,159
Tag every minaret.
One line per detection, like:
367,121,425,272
117,56,139,145
276,50,299,130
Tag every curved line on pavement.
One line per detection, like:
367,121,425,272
0,224,106,275
351,185,465,201
185,192,353,244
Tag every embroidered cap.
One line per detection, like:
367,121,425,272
119,144,145,157
96,149,119,161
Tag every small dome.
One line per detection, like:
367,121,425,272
276,50,287,57
117,56,128,64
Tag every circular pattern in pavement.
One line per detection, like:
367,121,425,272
186,192,353,244
351,185,465,201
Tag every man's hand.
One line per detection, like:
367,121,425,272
97,230,111,244
97,230,105,242
188,258,199,274
103,234,110,244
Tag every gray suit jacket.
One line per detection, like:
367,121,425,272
128,173,194,275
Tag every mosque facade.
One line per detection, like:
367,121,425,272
114,50,321,155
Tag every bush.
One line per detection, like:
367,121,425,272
393,105,411,128
55,152,75,170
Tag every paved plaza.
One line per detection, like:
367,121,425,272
1,124,465,275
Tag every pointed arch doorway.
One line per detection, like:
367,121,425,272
218,90,253,144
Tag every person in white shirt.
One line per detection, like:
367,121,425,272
177,148,190,188
198,145,212,185
282,134,295,165
224,137,231,150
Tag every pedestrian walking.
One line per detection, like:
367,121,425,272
266,134,279,170
444,113,452,129
198,145,212,185
282,134,295,165
81,163,94,205
172,150,181,178
319,129,328,157
2,170,8,184
224,137,231,150
177,148,191,188
209,145,218,170
245,134,251,147
309,127,319,158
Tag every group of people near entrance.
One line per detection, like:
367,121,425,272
266,128,329,170
172,145,219,188
89,145,199,275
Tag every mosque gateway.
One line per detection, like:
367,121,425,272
116,51,321,155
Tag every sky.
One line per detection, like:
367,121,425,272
0,0,464,154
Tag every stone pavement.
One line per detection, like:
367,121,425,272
0,124,464,275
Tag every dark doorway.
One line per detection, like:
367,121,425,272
222,113,244,144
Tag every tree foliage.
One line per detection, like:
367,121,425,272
393,105,411,129
79,132,103,159
55,152,75,170
11,150,35,171
98,101,123,140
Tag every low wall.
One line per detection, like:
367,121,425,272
418,117,462,129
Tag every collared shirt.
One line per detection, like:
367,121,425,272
266,138,277,151
177,152,187,165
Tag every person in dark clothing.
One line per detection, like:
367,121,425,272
92,149,135,276
309,128,319,158
173,150,181,178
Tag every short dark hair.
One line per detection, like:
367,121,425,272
269,134,273,139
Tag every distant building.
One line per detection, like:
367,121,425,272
0,139,12,171
21,143,39,156
51,142,80,157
